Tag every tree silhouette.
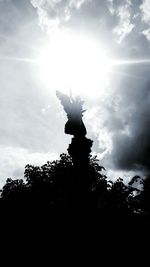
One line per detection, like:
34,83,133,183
0,153,107,208
1,152,149,225
1,178,26,201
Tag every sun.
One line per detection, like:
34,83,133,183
37,31,113,97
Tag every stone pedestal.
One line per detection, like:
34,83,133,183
67,137,93,168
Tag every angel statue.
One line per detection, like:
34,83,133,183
56,90,87,137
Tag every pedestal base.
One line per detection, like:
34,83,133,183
67,137,93,167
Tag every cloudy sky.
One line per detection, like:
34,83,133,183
0,0,150,187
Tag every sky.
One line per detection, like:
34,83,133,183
0,0,150,187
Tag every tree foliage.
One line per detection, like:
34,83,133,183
0,153,149,223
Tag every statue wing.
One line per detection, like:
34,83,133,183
56,90,71,114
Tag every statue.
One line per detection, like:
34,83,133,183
56,90,87,137
56,90,93,168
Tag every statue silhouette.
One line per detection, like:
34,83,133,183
56,90,93,168
56,90,87,137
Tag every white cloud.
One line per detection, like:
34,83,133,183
140,0,150,24
140,0,150,40
107,0,115,15
142,27,150,40
68,0,86,9
106,169,143,184
0,145,58,188
113,1,135,43
30,0,87,33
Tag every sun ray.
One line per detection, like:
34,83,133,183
109,69,146,80
0,56,37,63
112,58,150,65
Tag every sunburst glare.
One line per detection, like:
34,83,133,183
37,31,114,97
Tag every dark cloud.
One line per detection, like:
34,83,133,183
111,76,150,171
97,61,150,172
